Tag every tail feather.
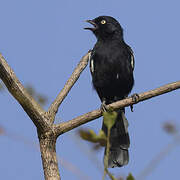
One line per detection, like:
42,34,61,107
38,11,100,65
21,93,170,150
102,108,130,168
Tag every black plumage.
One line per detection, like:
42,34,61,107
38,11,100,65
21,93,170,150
85,16,134,168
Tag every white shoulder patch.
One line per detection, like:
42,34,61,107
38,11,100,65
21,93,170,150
131,54,134,70
127,45,135,71
116,73,119,79
90,59,94,73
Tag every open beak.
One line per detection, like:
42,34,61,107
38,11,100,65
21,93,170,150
84,20,98,31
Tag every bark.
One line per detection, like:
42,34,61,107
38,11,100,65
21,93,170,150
0,51,180,179
53,81,180,136
38,131,60,180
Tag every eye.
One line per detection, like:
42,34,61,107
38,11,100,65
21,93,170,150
101,20,106,24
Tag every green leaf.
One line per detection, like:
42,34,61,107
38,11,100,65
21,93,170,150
78,129,106,146
126,173,135,180
98,130,106,140
103,111,117,129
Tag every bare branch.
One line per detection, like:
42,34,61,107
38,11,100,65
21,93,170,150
54,81,180,136
0,53,50,132
136,135,180,180
1,49,180,180
48,52,91,122
38,131,61,180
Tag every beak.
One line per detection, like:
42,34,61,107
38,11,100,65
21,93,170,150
84,20,98,31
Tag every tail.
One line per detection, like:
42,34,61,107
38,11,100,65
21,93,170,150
102,108,130,168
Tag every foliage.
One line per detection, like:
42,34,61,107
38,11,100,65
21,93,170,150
25,85,48,106
79,129,106,146
126,173,135,180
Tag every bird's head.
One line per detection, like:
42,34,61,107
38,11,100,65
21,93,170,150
84,16,123,40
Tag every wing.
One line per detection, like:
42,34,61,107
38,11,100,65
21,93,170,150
126,45,135,71
89,49,95,74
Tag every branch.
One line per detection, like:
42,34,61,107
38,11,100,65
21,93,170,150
48,52,91,121
0,52,92,180
54,80,180,136
38,131,61,180
1,48,180,180
0,53,50,132
136,134,180,180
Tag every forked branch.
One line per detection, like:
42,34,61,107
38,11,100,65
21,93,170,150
48,52,91,122
1,50,180,180
0,53,49,132
53,80,180,136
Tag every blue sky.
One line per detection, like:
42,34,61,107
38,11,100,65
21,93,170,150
0,0,180,179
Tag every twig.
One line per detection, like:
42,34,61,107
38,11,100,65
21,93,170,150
0,53,49,132
59,157,92,180
136,135,180,180
2,125,91,180
1,49,180,180
53,80,180,136
48,52,91,122
103,111,117,180
103,127,111,180
0,51,91,180
106,169,117,180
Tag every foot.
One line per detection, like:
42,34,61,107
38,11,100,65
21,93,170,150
130,93,139,112
101,99,108,112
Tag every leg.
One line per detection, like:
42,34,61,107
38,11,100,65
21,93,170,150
130,93,139,112
101,98,108,112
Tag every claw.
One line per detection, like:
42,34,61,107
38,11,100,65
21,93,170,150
130,105,134,112
131,93,139,103
130,93,139,112
101,99,107,112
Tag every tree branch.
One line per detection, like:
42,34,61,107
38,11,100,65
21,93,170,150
54,80,180,136
38,131,60,180
48,52,91,122
0,52,92,180
1,48,180,180
0,53,50,132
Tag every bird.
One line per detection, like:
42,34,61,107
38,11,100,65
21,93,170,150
84,16,135,168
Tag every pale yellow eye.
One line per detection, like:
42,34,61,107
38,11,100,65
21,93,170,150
101,20,106,24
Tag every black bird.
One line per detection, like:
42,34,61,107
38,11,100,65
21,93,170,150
85,16,134,168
